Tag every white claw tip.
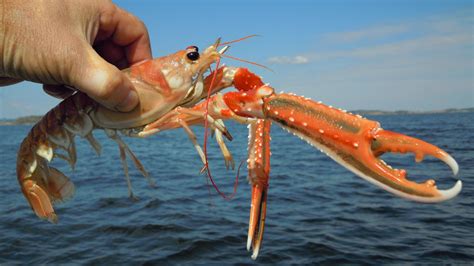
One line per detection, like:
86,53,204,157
251,248,260,260
246,237,252,251
443,154,459,176
438,180,462,201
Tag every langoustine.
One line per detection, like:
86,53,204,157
16,39,461,259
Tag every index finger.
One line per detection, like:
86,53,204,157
97,4,152,64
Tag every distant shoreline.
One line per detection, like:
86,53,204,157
350,107,474,116
0,108,473,126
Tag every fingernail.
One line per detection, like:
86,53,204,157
116,90,138,112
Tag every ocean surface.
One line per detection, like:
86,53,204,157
0,112,473,264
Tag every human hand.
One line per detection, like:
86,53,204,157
0,0,152,112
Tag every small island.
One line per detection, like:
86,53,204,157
0,108,472,126
0,115,43,126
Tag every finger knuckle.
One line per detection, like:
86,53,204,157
98,72,123,100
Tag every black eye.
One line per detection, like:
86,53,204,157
186,51,200,61
186,46,199,61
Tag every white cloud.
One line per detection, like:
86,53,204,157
275,49,473,111
267,31,471,64
268,11,472,62
265,10,473,111
268,55,309,64
323,32,472,59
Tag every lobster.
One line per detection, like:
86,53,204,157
16,38,461,259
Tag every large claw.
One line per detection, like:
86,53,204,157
223,70,461,203
366,129,460,202
262,94,461,203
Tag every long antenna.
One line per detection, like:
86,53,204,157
219,34,259,46
222,54,273,72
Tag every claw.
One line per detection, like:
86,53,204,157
246,119,271,259
248,184,268,260
261,94,461,203
224,87,461,203
371,130,459,176
365,129,461,201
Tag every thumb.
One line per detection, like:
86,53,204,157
70,45,138,112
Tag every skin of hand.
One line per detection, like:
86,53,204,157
0,0,152,112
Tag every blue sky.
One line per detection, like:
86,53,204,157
0,0,472,118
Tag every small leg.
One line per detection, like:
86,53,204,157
85,132,102,156
105,129,145,201
178,119,207,167
140,106,232,141
118,144,138,201
124,146,155,187
215,123,235,170
179,108,232,140
111,131,155,187
67,139,77,170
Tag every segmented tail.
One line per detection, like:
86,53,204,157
16,93,97,222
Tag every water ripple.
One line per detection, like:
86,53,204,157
0,113,473,264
